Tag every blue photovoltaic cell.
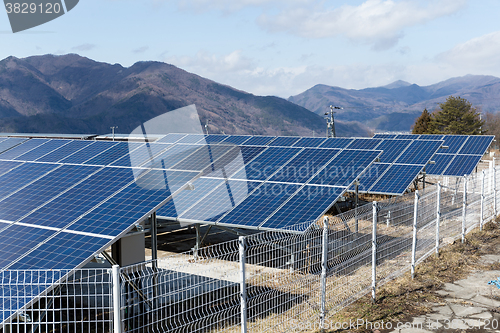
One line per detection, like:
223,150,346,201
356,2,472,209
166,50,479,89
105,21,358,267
152,144,203,169
219,135,251,145
0,160,23,176
373,134,397,139
442,135,467,154
169,145,214,172
36,140,93,163
319,138,353,149
114,143,171,168
175,134,205,144
395,140,442,165
231,146,301,181
69,170,198,236
395,134,419,140
9,233,110,270
0,225,56,268
157,133,187,143
242,136,276,146
204,146,267,179
260,185,345,230
443,155,482,177
204,135,229,144
217,182,301,227
269,148,339,183
355,163,391,192
59,141,118,164
19,167,137,229
84,142,143,166
0,163,59,201
458,136,494,155
180,180,263,222
269,136,301,147
0,165,100,222
157,177,225,218
292,137,327,148
0,139,48,160
13,140,69,162
425,153,454,176
375,139,412,163
369,164,423,194
0,138,27,154
419,135,444,141
309,150,381,187
347,138,382,150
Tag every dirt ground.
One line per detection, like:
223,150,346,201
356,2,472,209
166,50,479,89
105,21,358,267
324,218,500,333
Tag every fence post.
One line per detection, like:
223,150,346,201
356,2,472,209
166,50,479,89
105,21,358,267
481,170,485,230
239,236,248,333
494,158,497,217
320,216,329,331
411,191,419,279
112,264,121,333
436,183,441,256
462,176,467,243
372,201,377,302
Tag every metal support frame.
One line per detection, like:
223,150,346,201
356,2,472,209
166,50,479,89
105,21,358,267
112,264,121,333
371,201,377,302
481,171,485,230
462,176,467,243
411,190,419,279
150,212,158,268
354,181,359,233
320,216,328,330
494,158,497,217
239,236,248,333
194,223,201,260
436,183,441,256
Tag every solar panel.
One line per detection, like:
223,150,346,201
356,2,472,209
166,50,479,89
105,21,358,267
0,139,48,160
395,140,443,165
443,154,483,177
319,138,353,149
269,136,301,147
418,134,444,141
204,134,229,144
156,133,186,143
425,153,454,176
347,138,382,150
458,136,494,155
219,135,251,145
242,136,276,146
292,137,327,148
373,134,397,139
0,138,28,154
375,139,411,163
36,140,93,163
395,134,419,140
13,140,69,162
175,134,205,144
442,135,467,154
259,185,345,231
59,141,118,164
368,164,424,195
355,163,391,192
84,142,144,166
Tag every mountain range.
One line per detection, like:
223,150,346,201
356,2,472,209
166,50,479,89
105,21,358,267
0,54,368,137
289,75,500,132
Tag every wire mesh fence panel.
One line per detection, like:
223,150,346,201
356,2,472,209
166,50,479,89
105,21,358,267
0,269,113,333
119,239,241,333
244,229,324,332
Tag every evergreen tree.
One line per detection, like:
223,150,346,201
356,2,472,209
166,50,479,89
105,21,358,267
428,96,484,135
412,108,431,134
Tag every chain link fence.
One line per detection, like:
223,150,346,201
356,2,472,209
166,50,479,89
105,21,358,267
2,162,500,332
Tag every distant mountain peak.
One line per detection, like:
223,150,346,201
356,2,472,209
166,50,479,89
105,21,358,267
382,80,412,89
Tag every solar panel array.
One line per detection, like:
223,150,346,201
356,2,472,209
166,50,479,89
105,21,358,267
373,134,494,176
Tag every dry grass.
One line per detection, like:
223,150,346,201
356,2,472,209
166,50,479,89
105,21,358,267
323,219,500,333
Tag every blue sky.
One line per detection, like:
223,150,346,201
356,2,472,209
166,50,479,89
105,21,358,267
1,0,500,98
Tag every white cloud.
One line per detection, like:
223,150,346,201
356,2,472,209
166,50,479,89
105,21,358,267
71,43,96,51
176,0,307,13
166,50,254,75
437,31,500,71
258,0,466,50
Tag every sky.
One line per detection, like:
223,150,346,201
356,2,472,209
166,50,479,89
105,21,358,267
1,0,500,98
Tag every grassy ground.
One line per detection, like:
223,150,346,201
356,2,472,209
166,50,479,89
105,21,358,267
323,219,500,333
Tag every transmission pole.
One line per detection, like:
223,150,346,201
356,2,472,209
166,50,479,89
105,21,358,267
325,105,342,138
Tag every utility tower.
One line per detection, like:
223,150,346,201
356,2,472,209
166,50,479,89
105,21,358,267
325,105,342,138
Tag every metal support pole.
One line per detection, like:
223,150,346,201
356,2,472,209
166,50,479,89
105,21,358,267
194,223,201,260
462,176,467,243
481,171,485,231
494,158,497,217
320,216,328,330
372,201,377,302
112,264,121,333
151,213,158,268
239,236,247,333
355,181,359,233
436,183,441,256
411,191,419,279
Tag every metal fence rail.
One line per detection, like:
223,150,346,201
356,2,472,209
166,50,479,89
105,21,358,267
2,160,500,332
